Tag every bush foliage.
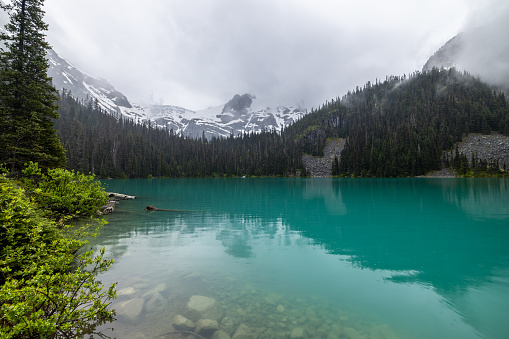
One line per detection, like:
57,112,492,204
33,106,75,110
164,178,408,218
0,170,116,338
21,162,107,220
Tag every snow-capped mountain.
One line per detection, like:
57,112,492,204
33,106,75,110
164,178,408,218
0,6,307,139
0,5,131,114
120,94,306,139
45,49,306,139
45,48,306,139
46,48,306,138
47,49,132,112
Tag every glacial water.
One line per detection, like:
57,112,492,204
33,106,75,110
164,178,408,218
88,178,509,339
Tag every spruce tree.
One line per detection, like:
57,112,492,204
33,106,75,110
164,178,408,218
0,0,66,173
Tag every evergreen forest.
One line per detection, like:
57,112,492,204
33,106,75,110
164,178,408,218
55,68,509,178
290,68,509,177
55,90,304,178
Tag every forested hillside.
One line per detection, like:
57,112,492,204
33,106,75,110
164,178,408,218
289,68,509,177
56,68,509,178
55,91,303,178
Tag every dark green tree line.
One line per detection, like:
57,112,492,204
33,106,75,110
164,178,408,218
55,90,304,178
288,68,509,177
56,68,509,179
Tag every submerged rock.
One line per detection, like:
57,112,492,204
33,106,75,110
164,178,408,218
220,317,235,335
327,332,341,339
264,294,281,305
370,324,398,339
232,323,256,339
195,319,220,336
212,330,232,339
173,314,195,331
116,298,145,323
117,287,136,296
290,327,305,338
342,327,367,339
185,295,224,321
145,292,168,313
129,333,147,339
143,282,167,297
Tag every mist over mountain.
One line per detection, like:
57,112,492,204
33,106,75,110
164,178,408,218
47,49,132,111
44,47,306,139
120,94,306,139
289,68,509,177
423,20,509,93
2,2,508,146
0,5,307,140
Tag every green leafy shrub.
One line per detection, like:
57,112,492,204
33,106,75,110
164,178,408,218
0,178,59,284
0,176,116,338
21,162,107,220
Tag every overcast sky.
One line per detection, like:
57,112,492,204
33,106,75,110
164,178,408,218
41,0,507,110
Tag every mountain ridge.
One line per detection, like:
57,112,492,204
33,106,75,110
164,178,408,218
47,49,132,112
117,94,306,139
423,24,509,95
0,5,307,140
45,48,307,139
289,68,509,177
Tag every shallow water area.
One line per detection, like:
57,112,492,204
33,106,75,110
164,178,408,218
87,178,509,339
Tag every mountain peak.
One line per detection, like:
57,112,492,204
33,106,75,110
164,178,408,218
222,94,256,114
422,33,464,72
47,49,132,111
423,24,509,94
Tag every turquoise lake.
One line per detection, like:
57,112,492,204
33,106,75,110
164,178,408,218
90,178,509,338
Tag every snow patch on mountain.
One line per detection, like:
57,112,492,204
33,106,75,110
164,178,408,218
46,49,307,139
47,49,132,114
119,94,306,139
42,46,308,139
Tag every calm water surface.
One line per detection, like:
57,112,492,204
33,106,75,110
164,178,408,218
89,178,509,338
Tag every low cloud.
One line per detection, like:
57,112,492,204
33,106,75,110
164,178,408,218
43,0,495,110
455,1,509,87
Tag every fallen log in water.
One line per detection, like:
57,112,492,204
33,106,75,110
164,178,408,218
98,192,135,215
108,192,136,200
145,206,193,212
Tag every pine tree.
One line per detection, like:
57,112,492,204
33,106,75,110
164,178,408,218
332,156,340,176
0,0,66,172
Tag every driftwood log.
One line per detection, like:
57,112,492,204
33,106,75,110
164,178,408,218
108,192,135,200
145,206,191,212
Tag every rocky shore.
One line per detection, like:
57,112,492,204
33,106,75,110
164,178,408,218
303,133,508,178
302,139,345,177
97,192,135,215
418,168,457,178
449,132,509,169
108,272,399,339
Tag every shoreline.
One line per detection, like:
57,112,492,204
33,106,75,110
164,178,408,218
98,192,136,215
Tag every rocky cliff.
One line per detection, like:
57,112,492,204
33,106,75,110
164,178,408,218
307,133,509,178
302,139,345,177
448,133,509,169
